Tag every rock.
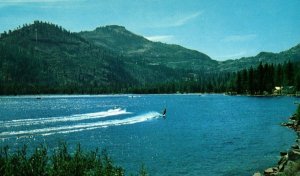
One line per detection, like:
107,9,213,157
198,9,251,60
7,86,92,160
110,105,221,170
253,172,262,176
278,155,288,171
278,162,285,171
278,155,287,163
290,115,297,120
288,149,300,161
272,167,278,172
264,167,279,176
280,151,287,156
281,121,294,127
281,122,291,127
264,168,274,175
291,144,299,149
259,115,300,176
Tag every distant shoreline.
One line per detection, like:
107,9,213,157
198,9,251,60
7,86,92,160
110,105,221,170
0,93,299,97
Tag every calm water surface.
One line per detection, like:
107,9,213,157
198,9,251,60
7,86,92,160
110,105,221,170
0,94,299,176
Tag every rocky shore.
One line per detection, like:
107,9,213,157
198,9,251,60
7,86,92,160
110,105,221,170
254,114,300,176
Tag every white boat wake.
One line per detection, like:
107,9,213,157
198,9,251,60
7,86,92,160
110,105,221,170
0,108,131,127
0,111,161,138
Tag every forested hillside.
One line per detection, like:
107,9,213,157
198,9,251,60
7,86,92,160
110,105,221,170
0,21,138,94
131,61,300,95
0,21,300,95
79,25,217,71
0,21,191,94
218,44,300,72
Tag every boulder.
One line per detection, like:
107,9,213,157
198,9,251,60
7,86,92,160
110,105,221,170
253,172,262,176
264,168,275,175
272,167,278,172
290,115,297,120
291,144,300,149
278,155,288,171
281,122,292,127
278,162,285,171
280,151,287,156
281,121,295,127
288,149,300,161
278,155,287,164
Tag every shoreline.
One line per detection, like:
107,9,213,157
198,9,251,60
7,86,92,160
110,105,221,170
254,115,300,176
0,92,299,97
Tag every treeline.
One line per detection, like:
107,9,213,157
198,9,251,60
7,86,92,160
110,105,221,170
1,60,299,95
235,61,300,95
129,61,300,95
0,143,147,176
128,72,235,94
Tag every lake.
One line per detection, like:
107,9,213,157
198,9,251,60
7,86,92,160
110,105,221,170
0,94,299,175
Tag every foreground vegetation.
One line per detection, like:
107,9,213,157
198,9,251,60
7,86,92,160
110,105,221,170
0,143,146,176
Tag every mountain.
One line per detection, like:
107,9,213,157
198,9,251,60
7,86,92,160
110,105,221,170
79,25,300,72
218,44,300,72
0,21,138,94
0,21,300,94
0,21,194,94
79,25,217,71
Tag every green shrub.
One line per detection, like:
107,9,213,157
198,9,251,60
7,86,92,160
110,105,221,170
0,143,143,176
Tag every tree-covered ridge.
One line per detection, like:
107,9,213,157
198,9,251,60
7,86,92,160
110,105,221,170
79,25,216,71
218,44,300,72
1,21,84,46
0,21,200,94
80,25,149,53
0,21,150,94
0,20,300,95
78,25,300,73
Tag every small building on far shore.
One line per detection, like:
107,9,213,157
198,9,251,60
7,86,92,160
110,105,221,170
273,86,295,95
273,86,283,95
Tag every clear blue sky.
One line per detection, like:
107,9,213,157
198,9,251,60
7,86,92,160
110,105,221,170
0,0,300,61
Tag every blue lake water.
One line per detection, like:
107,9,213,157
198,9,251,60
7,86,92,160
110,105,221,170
0,94,299,175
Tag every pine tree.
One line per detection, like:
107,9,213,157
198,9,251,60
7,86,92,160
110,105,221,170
275,64,283,87
236,72,242,94
242,69,248,93
257,62,264,94
248,66,254,94
285,61,294,86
